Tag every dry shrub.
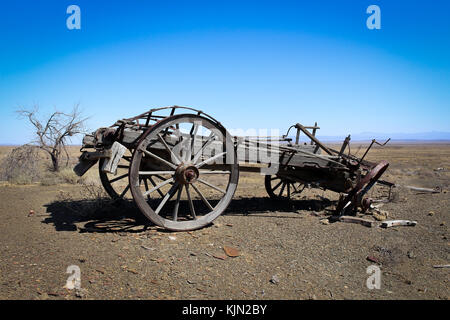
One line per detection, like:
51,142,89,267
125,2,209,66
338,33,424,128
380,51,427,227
0,145,41,184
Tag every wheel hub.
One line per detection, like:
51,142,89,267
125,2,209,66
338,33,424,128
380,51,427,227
175,163,199,184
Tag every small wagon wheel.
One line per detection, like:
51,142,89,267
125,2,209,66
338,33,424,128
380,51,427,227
99,149,133,200
129,114,239,231
264,175,306,200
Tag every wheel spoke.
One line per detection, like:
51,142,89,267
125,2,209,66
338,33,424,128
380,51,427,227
195,152,227,169
279,182,286,197
109,173,128,183
197,178,226,194
185,185,197,219
141,149,177,170
172,186,182,221
155,183,179,215
157,133,182,165
186,123,199,162
191,183,214,211
146,176,165,198
119,184,130,198
143,178,151,200
143,177,174,197
192,132,216,164
271,180,283,192
139,171,175,175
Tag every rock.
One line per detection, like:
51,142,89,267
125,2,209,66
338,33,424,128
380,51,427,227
127,268,139,274
407,251,415,259
428,211,435,216
366,256,381,264
373,212,387,221
38,292,49,300
168,236,177,241
270,274,280,284
75,288,88,298
223,246,240,257
320,219,330,225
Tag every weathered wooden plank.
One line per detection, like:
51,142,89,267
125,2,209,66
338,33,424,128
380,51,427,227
339,216,375,228
380,220,417,228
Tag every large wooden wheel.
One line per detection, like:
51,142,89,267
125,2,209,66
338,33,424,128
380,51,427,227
98,149,133,200
264,175,306,200
129,114,239,231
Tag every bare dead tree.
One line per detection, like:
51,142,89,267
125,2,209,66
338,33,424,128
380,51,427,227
17,104,88,172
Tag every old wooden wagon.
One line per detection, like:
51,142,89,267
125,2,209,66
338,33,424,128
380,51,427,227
74,106,392,231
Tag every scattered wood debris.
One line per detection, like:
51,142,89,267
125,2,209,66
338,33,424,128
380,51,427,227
381,220,417,228
403,185,441,193
270,274,280,284
433,264,450,268
339,216,375,228
212,253,227,260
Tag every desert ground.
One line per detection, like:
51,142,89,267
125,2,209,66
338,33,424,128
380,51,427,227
0,143,448,300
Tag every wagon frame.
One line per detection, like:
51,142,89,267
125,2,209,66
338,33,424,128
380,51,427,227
74,105,393,231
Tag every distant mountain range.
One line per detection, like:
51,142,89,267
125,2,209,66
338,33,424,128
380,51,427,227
313,131,450,142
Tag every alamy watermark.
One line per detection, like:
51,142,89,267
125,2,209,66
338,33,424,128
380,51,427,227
66,5,81,30
64,265,81,290
366,5,381,30
366,265,381,289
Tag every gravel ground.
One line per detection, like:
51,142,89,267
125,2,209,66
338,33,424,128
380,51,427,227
0,145,449,300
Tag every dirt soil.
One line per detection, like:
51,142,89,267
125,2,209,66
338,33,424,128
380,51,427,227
0,143,448,300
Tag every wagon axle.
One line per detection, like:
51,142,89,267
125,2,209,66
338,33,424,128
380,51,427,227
175,164,199,184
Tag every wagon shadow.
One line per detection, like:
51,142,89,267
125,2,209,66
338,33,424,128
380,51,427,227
42,198,147,233
224,197,336,218
42,196,336,233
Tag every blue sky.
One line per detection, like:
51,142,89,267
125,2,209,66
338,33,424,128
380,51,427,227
0,0,449,144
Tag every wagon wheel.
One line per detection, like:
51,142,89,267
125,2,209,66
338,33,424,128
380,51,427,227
129,114,239,231
99,149,133,200
265,175,306,200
